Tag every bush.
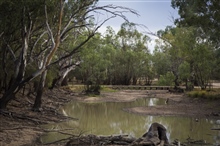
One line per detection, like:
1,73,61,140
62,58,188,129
187,89,220,99
157,72,175,86
84,80,100,95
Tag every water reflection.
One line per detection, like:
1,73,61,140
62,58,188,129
41,97,220,145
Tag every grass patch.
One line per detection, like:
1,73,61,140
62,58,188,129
65,85,117,93
66,85,84,92
187,89,220,99
100,86,117,92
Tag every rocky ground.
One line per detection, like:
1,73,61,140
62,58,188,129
0,87,220,146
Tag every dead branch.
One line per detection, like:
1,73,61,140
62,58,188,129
1,126,42,131
43,128,77,132
211,128,220,130
0,110,47,124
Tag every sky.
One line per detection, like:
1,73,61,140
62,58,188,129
95,0,180,52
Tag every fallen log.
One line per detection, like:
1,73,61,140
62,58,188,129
65,122,169,146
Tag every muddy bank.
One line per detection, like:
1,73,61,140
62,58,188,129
0,88,220,146
123,92,220,118
81,90,220,118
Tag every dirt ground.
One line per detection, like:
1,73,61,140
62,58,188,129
0,88,220,146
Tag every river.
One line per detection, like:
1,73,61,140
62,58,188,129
40,97,220,145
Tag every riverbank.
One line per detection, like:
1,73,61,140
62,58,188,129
0,88,220,145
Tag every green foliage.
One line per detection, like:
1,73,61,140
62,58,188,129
68,85,85,92
193,42,215,89
67,85,117,93
46,68,57,88
171,0,220,79
112,22,151,85
100,86,117,92
73,23,152,86
154,26,216,89
171,0,220,45
178,61,191,81
157,72,175,86
84,83,101,95
76,33,110,84
187,89,220,100
152,48,170,78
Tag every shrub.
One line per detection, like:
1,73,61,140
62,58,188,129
157,72,175,86
187,89,220,99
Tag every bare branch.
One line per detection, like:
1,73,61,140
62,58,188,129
45,4,55,47
143,30,174,48
60,17,73,37
60,24,90,41
88,4,139,22
3,39,16,61
168,11,176,24
50,32,95,67
30,31,47,56
0,32,3,38
60,4,139,41
45,0,64,66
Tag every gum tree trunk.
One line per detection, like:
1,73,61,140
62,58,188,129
32,70,47,111
50,62,80,89
32,0,63,110
0,86,17,109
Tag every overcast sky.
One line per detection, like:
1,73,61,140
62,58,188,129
96,0,180,52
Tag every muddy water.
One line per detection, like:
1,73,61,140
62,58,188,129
41,97,220,145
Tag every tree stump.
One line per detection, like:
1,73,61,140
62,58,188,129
133,122,169,146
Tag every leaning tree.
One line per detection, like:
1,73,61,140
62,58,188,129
0,0,139,110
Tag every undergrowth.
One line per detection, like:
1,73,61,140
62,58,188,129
187,88,220,99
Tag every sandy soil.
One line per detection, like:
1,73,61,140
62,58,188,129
0,88,220,146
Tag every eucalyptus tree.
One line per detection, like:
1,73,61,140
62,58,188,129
155,27,186,88
155,26,215,90
101,26,121,85
100,26,120,85
0,0,47,109
115,22,151,85
74,26,118,85
0,0,139,110
192,41,215,89
171,0,220,79
75,24,152,86
74,33,114,92
155,27,187,88
151,45,171,80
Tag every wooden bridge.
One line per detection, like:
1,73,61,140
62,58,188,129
105,85,176,90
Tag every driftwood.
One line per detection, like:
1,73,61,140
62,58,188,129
65,122,169,146
65,134,136,146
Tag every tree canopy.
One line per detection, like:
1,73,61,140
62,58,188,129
171,0,220,46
